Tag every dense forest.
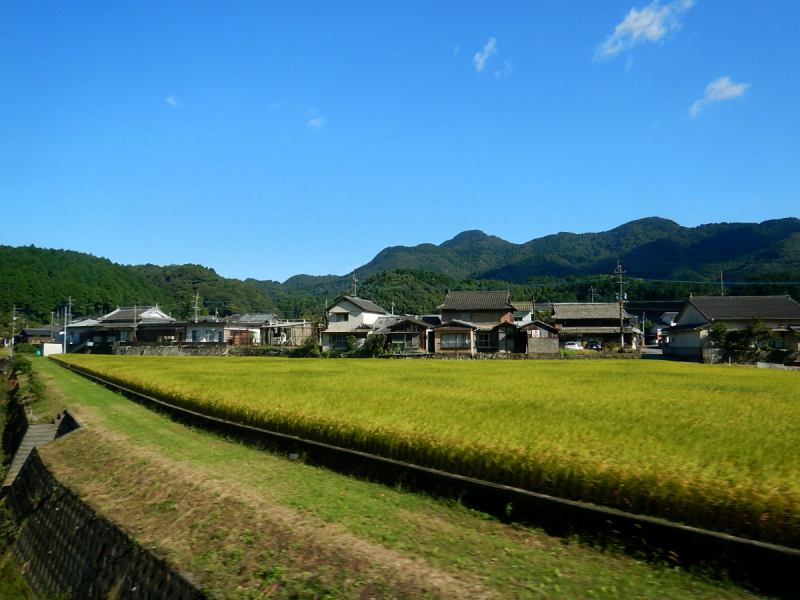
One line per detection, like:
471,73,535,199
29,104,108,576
2,217,800,335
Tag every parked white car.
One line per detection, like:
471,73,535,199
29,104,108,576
564,341,582,351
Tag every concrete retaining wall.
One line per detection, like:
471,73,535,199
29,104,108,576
4,449,206,600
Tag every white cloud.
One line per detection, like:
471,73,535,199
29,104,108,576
595,0,693,59
307,117,325,130
166,95,179,107
453,44,460,56
474,38,497,71
690,76,750,117
494,60,513,79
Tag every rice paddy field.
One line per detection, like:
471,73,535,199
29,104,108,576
52,355,800,549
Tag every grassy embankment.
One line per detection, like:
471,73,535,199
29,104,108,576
21,355,772,599
52,355,800,549
0,353,33,600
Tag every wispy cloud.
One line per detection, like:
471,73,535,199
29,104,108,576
453,44,460,56
595,0,693,59
269,102,281,111
690,76,750,117
494,60,513,79
474,38,497,71
307,116,325,131
166,95,180,107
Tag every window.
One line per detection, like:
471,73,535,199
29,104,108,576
441,333,471,349
191,330,199,342
476,332,498,349
472,312,499,323
329,312,349,322
329,333,348,349
393,333,417,349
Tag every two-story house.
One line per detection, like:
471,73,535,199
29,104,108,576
320,296,388,351
434,291,517,354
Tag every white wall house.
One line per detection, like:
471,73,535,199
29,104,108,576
321,296,388,351
668,295,800,350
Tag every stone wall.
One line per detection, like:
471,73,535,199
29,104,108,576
114,342,229,356
4,450,206,600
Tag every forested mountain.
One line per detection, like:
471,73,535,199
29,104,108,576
3,217,800,327
133,264,277,319
0,245,170,321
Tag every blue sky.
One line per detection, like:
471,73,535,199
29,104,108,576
2,1,798,282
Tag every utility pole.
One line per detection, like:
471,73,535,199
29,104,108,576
193,291,200,323
720,271,724,296
50,311,55,341
588,286,596,303
352,274,358,297
615,261,626,348
62,297,72,354
10,305,17,358
132,304,138,342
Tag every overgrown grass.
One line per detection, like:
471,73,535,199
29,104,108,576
52,355,800,548
33,357,766,599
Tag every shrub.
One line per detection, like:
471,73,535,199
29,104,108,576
11,354,31,375
364,334,388,358
12,343,38,355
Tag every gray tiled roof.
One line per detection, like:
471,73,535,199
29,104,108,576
686,296,800,321
21,328,53,336
238,314,278,323
99,307,175,323
340,296,388,314
440,291,513,311
551,303,634,320
558,326,639,335
372,316,433,334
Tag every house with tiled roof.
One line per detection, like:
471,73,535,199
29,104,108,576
435,291,517,354
548,303,640,349
667,295,800,351
321,296,388,351
372,315,434,354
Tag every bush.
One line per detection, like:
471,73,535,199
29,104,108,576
364,334,388,358
11,343,38,355
11,354,31,375
604,341,618,352
301,335,321,358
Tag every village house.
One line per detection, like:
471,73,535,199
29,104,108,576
64,307,177,351
519,320,560,354
548,303,640,349
320,296,388,351
372,315,434,354
434,291,517,354
665,295,800,360
224,314,279,346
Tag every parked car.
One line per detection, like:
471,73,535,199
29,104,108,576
564,341,582,351
586,341,602,351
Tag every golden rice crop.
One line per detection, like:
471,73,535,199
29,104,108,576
53,355,800,548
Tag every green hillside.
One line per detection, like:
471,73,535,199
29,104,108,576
3,218,800,325
0,245,170,322
133,264,277,320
